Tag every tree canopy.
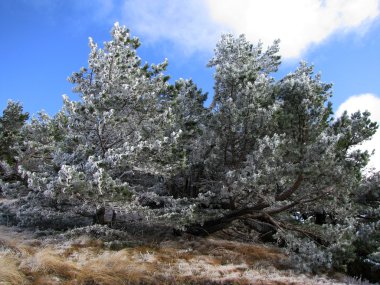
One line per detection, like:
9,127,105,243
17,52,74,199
0,22,379,278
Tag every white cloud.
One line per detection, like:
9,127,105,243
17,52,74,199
120,0,226,54
205,0,380,59
336,93,380,171
69,0,380,58
29,0,380,58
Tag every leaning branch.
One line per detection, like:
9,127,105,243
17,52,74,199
266,187,334,215
185,202,269,236
275,174,303,201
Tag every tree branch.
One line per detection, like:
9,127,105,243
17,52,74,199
186,202,269,236
266,187,334,215
275,174,303,201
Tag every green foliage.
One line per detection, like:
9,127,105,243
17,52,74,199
0,101,29,197
0,101,29,165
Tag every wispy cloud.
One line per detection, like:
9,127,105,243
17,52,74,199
205,0,380,59
336,93,380,171
120,0,225,54
23,0,380,58
115,0,380,58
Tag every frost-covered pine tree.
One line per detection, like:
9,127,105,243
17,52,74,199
206,35,280,169
164,79,208,198
25,23,184,201
348,171,380,280
17,111,65,196
0,101,29,197
2,23,379,275
182,36,378,272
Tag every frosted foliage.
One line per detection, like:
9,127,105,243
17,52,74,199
277,232,333,272
0,24,379,275
43,23,184,200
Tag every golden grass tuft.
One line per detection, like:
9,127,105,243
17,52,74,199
0,255,28,285
171,237,286,268
0,237,23,255
75,250,158,285
22,248,78,279
63,237,103,258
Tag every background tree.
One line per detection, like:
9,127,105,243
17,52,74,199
17,111,66,196
348,171,380,282
0,101,29,197
164,79,208,198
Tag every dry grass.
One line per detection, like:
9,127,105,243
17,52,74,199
0,256,28,285
21,248,79,279
0,226,349,285
75,250,157,285
192,238,285,267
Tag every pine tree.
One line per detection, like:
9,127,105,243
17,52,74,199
0,101,29,197
2,24,379,275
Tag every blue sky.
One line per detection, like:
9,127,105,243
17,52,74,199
0,0,379,169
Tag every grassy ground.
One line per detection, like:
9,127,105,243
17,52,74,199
0,225,361,285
